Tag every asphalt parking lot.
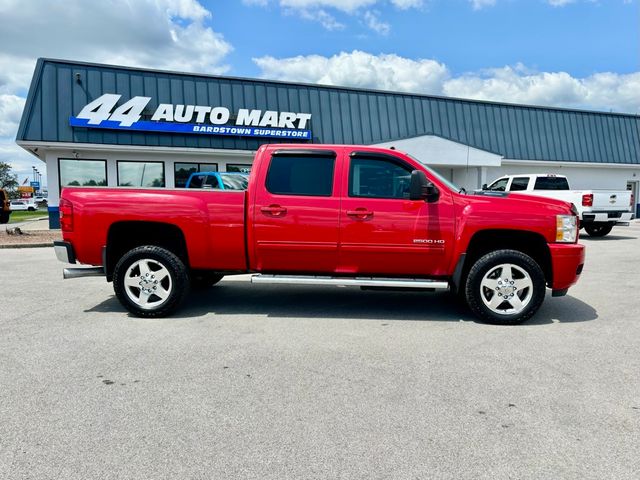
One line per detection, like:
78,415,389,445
1,225,639,479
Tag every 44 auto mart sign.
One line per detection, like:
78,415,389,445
70,94,312,139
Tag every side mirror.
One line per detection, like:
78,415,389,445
409,170,440,202
482,183,488,190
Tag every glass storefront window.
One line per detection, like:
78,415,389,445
59,159,107,189
117,161,165,187
227,164,252,174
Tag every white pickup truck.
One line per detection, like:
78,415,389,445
483,174,634,237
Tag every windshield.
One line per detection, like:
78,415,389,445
406,154,462,193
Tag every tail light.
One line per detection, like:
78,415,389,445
582,193,593,207
630,193,634,207
59,198,74,232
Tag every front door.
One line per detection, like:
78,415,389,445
338,152,454,277
251,149,343,273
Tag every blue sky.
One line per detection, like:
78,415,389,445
212,0,637,79
0,0,637,182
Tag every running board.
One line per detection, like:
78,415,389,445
251,274,449,290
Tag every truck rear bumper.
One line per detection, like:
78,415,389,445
549,243,585,292
53,241,76,264
582,212,633,224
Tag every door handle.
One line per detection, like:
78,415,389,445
260,204,287,217
346,208,374,220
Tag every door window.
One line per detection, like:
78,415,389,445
487,178,508,192
349,157,412,199
510,177,529,191
265,155,335,196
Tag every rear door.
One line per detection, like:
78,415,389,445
251,148,343,273
338,151,455,277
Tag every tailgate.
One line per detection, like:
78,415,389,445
590,191,632,212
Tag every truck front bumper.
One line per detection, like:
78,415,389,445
549,243,585,293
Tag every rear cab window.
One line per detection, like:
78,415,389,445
534,176,570,190
509,177,530,191
266,154,335,196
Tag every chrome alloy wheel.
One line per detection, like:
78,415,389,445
479,263,533,316
123,259,173,310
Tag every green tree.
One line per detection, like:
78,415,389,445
0,161,18,190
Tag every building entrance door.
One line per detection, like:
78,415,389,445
627,181,639,217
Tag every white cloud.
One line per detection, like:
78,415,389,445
279,0,377,12
469,0,496,9
253,51,640,114
245,0,422,30
292,8,345,29
254,50,449,94
363,10,391,35
0,95,25,138
0,0,233,184
546,0,576,6
391,0,424,8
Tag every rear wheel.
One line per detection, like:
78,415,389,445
584,223,613,237
465,249,546,325
0,212,9,224
113,245,189,317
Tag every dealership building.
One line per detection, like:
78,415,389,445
16,58,640,228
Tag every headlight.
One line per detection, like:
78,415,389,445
556,215,578,243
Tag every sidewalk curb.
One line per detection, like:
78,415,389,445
0,243,54,249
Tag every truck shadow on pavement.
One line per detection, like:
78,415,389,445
88,282,598,325
579,234,636,241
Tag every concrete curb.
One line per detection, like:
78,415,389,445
0,243,54,249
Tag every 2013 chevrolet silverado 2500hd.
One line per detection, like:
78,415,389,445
54,144,585,325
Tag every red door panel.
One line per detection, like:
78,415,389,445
251,149,344,273
338,153,455,277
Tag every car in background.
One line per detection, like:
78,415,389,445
9,199,38,211
185,172,249,190
0,189,10,223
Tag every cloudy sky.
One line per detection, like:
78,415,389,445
0,0,637,185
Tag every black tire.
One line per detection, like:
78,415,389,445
0,212,9,224
191,271,224,289
465,249,546,325
113,245,190,317
27,207,35,211
584,223,613,237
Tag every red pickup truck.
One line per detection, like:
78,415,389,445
54,144,585,324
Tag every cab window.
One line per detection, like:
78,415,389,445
510,177,529,191
349,157,412,199
266,155,335,196
487,178,508,192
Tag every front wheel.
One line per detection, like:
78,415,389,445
465,250,546,325
113,245,190,317
584,223,613,237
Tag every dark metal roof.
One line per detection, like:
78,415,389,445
17,58,640,164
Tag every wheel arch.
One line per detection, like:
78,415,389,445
105,221,189,281
454,229,552,292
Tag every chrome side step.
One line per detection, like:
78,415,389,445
63,267,105,279
251,274,449,290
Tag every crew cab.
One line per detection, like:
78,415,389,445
54,145,585,325
483,174,634,237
